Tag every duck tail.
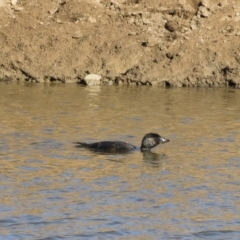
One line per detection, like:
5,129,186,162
73,142,89,147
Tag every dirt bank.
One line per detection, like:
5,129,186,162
0,0,240,87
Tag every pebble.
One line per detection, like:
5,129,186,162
72,31,83,39
13,6,23,11
128,31,137,36
89,17,96,23
11,0,18,5
165,20,180,32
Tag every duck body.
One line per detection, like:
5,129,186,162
75,141,136,152
74,133,169,153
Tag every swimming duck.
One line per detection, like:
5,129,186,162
74,133,169,152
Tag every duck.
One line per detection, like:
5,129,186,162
73,133,169,152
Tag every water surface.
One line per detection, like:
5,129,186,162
0,82,240,239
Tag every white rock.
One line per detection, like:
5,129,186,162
84,74,101,85
11,0,17,5
89,17,96,23
198,6,210,18
13,6,23,11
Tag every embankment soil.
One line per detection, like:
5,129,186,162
0,0,240,87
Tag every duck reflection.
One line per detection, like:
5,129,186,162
142,151,168,167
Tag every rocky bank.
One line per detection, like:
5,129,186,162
0,0,240,87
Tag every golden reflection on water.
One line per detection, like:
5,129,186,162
0,82,240,238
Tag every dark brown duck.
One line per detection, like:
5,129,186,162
74,133,169,152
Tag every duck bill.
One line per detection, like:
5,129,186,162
160,137,170,144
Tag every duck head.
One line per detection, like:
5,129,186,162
140,133,169,151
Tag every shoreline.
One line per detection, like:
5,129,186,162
0,80,238,89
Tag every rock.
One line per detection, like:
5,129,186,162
196,0,216,18
217,0,228,7
59,0,66,5
56,19,63,24
11,0,18,5
139,40,148,47
142,17,151,25
148,37,160,47
109,0,122,10
83,74,101,85
128,17,135,24
128,31,137,36
199,0,212,10
197,6,210,18
12,6,23,11
49,0,66,15
166,52,174,60
165,20,180,32
72,31,83,39
89,17,96,23
49,7,59,15
190,18,198,30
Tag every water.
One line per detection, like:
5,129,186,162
0,82,240,239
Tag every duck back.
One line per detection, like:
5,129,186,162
75,141,136,152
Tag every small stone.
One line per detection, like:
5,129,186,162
197,6,210,18
128,31,137,36
13,6,23,11
56,19,63,24
72,31,83,39
140,40,148,47
166,52,174,60
142,17,151,25
60,0,66,5
148,37,160,47
165,20,180,32
110,0,122,10
49,7,59,15
128,17,135,24
11,0,18,5
89,17,96,23
84,74,101,85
